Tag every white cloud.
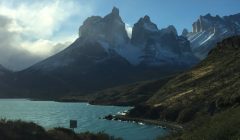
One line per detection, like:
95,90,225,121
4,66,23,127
21,39,70,57
0,0,92,39
0,0,94,70
125,23,133,38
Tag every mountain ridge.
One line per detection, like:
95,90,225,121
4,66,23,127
187,13,240,59
6,7,198,98
1,8,240,101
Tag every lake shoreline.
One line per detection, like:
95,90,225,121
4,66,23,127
44,98,184,134
0,98,180,139
104,114,184,132
0,98,168,140
36,98,184,133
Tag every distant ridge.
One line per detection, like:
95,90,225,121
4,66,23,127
187,13,240,59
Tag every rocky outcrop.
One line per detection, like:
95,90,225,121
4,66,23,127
188,13,240,59
131,16,198,66
79,7,129,47
192,14,220,33
131,15,158,45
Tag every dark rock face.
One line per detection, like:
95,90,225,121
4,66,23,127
192,14,221,33
188,13,240,59
161,25,178,35
79,7,129,46
209,35,240,55
131,16,198,66
131,15,158,45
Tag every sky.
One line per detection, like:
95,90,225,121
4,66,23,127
0,0,240,71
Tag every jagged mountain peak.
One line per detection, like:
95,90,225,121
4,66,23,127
165,25,178,35
142,15,151,22
205,13,211,17
78,7,129,46
201,13,213,18
192,13,225,33
181,28,189,37
131,15,159,45
200,13,221,19
104,7,122,21
136,15,157,29
200,13,223,20
79,16,102,37
111,6,119,16
188,12,240,59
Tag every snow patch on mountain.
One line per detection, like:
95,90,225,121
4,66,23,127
188,13,240,59
114,44,143,65
98,40,111,52
200,33,215,45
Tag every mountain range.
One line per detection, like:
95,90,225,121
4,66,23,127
0,7,240,99
186,13,240,59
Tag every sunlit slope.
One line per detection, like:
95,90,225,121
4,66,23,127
146,36,240,123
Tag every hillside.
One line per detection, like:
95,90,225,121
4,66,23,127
147,36,240,119
90,76,173,106
123,36,240,139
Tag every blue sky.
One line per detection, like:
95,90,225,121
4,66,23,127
51,0,240,38
0,0,240,70
51,0,240,42
85,0,240,33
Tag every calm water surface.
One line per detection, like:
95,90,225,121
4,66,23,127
0,99,167,140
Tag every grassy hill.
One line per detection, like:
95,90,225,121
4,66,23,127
124,36,240,139
89,76,173,106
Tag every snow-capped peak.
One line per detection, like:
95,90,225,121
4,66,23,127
188,13,240,59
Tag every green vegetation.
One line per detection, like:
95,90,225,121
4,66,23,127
162,106,240,140
90,77,173,106
123,36,240,139
142,36,240,123
0,119,122,140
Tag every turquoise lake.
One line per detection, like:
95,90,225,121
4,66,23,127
0,99,167,140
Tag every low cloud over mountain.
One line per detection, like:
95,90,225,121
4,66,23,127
0,0,93,70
